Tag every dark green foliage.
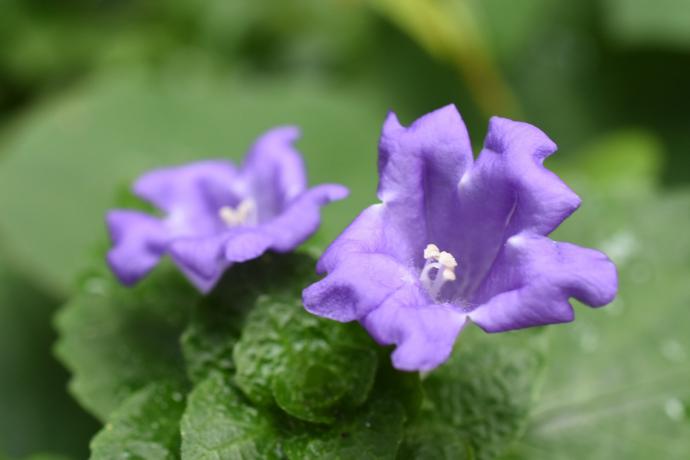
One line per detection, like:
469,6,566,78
401,329,545,460
90,381,186,460
282,397,407,460
55,260,198,420
234,296,378,423
181,371,283,460
50,250,546,458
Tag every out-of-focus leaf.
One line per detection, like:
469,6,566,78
403,328,545,460
0,68,386,294
603,0,690,49
90,381,186,460
55,258,198,420
367,0,519,117
0,248,97,458
554,129,664,193
509,189,690,459
23,455,72,460
467,0,553,60
234,294,378,424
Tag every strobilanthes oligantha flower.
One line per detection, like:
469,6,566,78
303,105,617,372
107,127,347,293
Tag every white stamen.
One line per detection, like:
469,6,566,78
420,244,459,299
424,243,440,259
219,199,256,227
442,269,456,281
438,251,457,269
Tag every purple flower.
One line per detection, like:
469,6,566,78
107,127,347,293
303,105,617,372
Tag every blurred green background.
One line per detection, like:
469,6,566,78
0,0,688,458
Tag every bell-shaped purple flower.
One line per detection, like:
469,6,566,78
107,127,347,293
303,105,617,372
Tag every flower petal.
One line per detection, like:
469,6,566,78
316,204,387,274
106,210,167,285
242,126,308,221
223,183,347,264
303,252,414,322
224,230,273,263
451,117,581,298
134,160,244,236
258,183,348,252
361,287,468,372
168,233,232,293
377,105,474,263
469,232,618,332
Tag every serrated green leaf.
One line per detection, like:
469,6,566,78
509,190,690,459
180,253,319,385
55,259,199,420
233,295,378,424
180,303,242,386
403,328,545,460
283,397,406,460
90,381,186,460
373,351,424,420
282,359,418,460
181,370,409,460
180,371,282,460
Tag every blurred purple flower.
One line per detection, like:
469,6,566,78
107,127,347,293
303,105,617,371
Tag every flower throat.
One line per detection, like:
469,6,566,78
420,243,458,300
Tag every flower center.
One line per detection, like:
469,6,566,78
419,243,458,300
218,199,257,227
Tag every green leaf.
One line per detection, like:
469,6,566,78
0,68,386,294
180,252,319,385
180,371,282,460
55,258,199,420
180,302,243,386
509,190,690,459
554,130,663,194
233,295,378,424
404,328,546,460
283,397,406,460
398,423,474,460
282,360,418,459
182,252,381,426
182,370,409,460
90,381,186,460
